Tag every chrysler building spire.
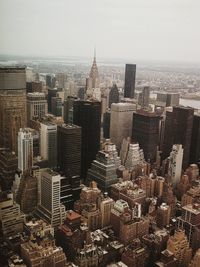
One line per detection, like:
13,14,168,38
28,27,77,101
89,49,99,88
94,47,96,63
85,49,101,101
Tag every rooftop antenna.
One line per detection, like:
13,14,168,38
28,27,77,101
94,45,96,62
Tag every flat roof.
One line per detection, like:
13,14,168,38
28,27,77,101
183,204,200,215
66,210,81,221
0,66,26,71
59,123,81,129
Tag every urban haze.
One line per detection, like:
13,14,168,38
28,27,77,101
1,1,200,267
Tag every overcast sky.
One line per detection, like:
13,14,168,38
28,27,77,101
0,0,200,63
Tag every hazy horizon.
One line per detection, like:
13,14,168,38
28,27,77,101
1,0,200,63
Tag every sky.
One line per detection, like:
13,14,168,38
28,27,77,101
0,0,200,63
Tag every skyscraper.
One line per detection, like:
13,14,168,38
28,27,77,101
57,124,81,177
166,93,180,107
63,96,77,124
27,92,47,124
156,203,171,228
124,64,136,98
103,110,111,139
37,169,66,228
18,128,33,172
0,67,27,152
123,143,145,171
86,142,120,192
139,86,150,109
188,249,200,267
156,93,180,107
46,74,53,88
89,53,100,88
77,87,85,100
55,72,67,89
99,195,115,228
47,88,57,112
162,106,194,169
51,96,62,117
190,114,200,164
86,51,100,90
168,144,183,188
73,100,101,179
110,103,135,150
40,122,57,168
167,230,192,267
177,203,200,251
16,170,37,214
0,150,18,190
26,81,43,93
161,109,173,155
0,192,25,237
109,83,119,108
132,110,160,163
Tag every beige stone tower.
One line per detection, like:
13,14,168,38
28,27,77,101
0,67,27,152
188,248,200,267
167,229,192,267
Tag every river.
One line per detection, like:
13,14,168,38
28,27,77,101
150,93,200,110
179,98,200,110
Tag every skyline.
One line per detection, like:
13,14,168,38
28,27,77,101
1,37,200,265
1,0,200,63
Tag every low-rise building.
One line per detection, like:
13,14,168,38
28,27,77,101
0,192,25,237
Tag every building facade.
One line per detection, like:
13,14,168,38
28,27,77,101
0,67,27,152
51,96,62,117
109,84,119,108
18,128,33,172
132,110,160,163
110,103,135,150
57,124,81,176
63,96,77,124
124,64,136,98
167,229,192,267
86,53,100,91
40,122,57,168
168,144,183,188
27,92,47,124
162,106,194,169
177,203,200,251
0,150,18,190
190,114,200,164
138,86,150,109
156,203,171,228
0,192,25,237
73,100,101,180
37,170,66,228
57,124,82,208
86,142,120,192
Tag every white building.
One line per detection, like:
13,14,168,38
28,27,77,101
124,143,144,171
37,169,66,228
102,140,121,169
40,122,57,168
99,196,114,228
110,103,136,150
26,67,35,82
168,144,183,187
18,128,33,172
